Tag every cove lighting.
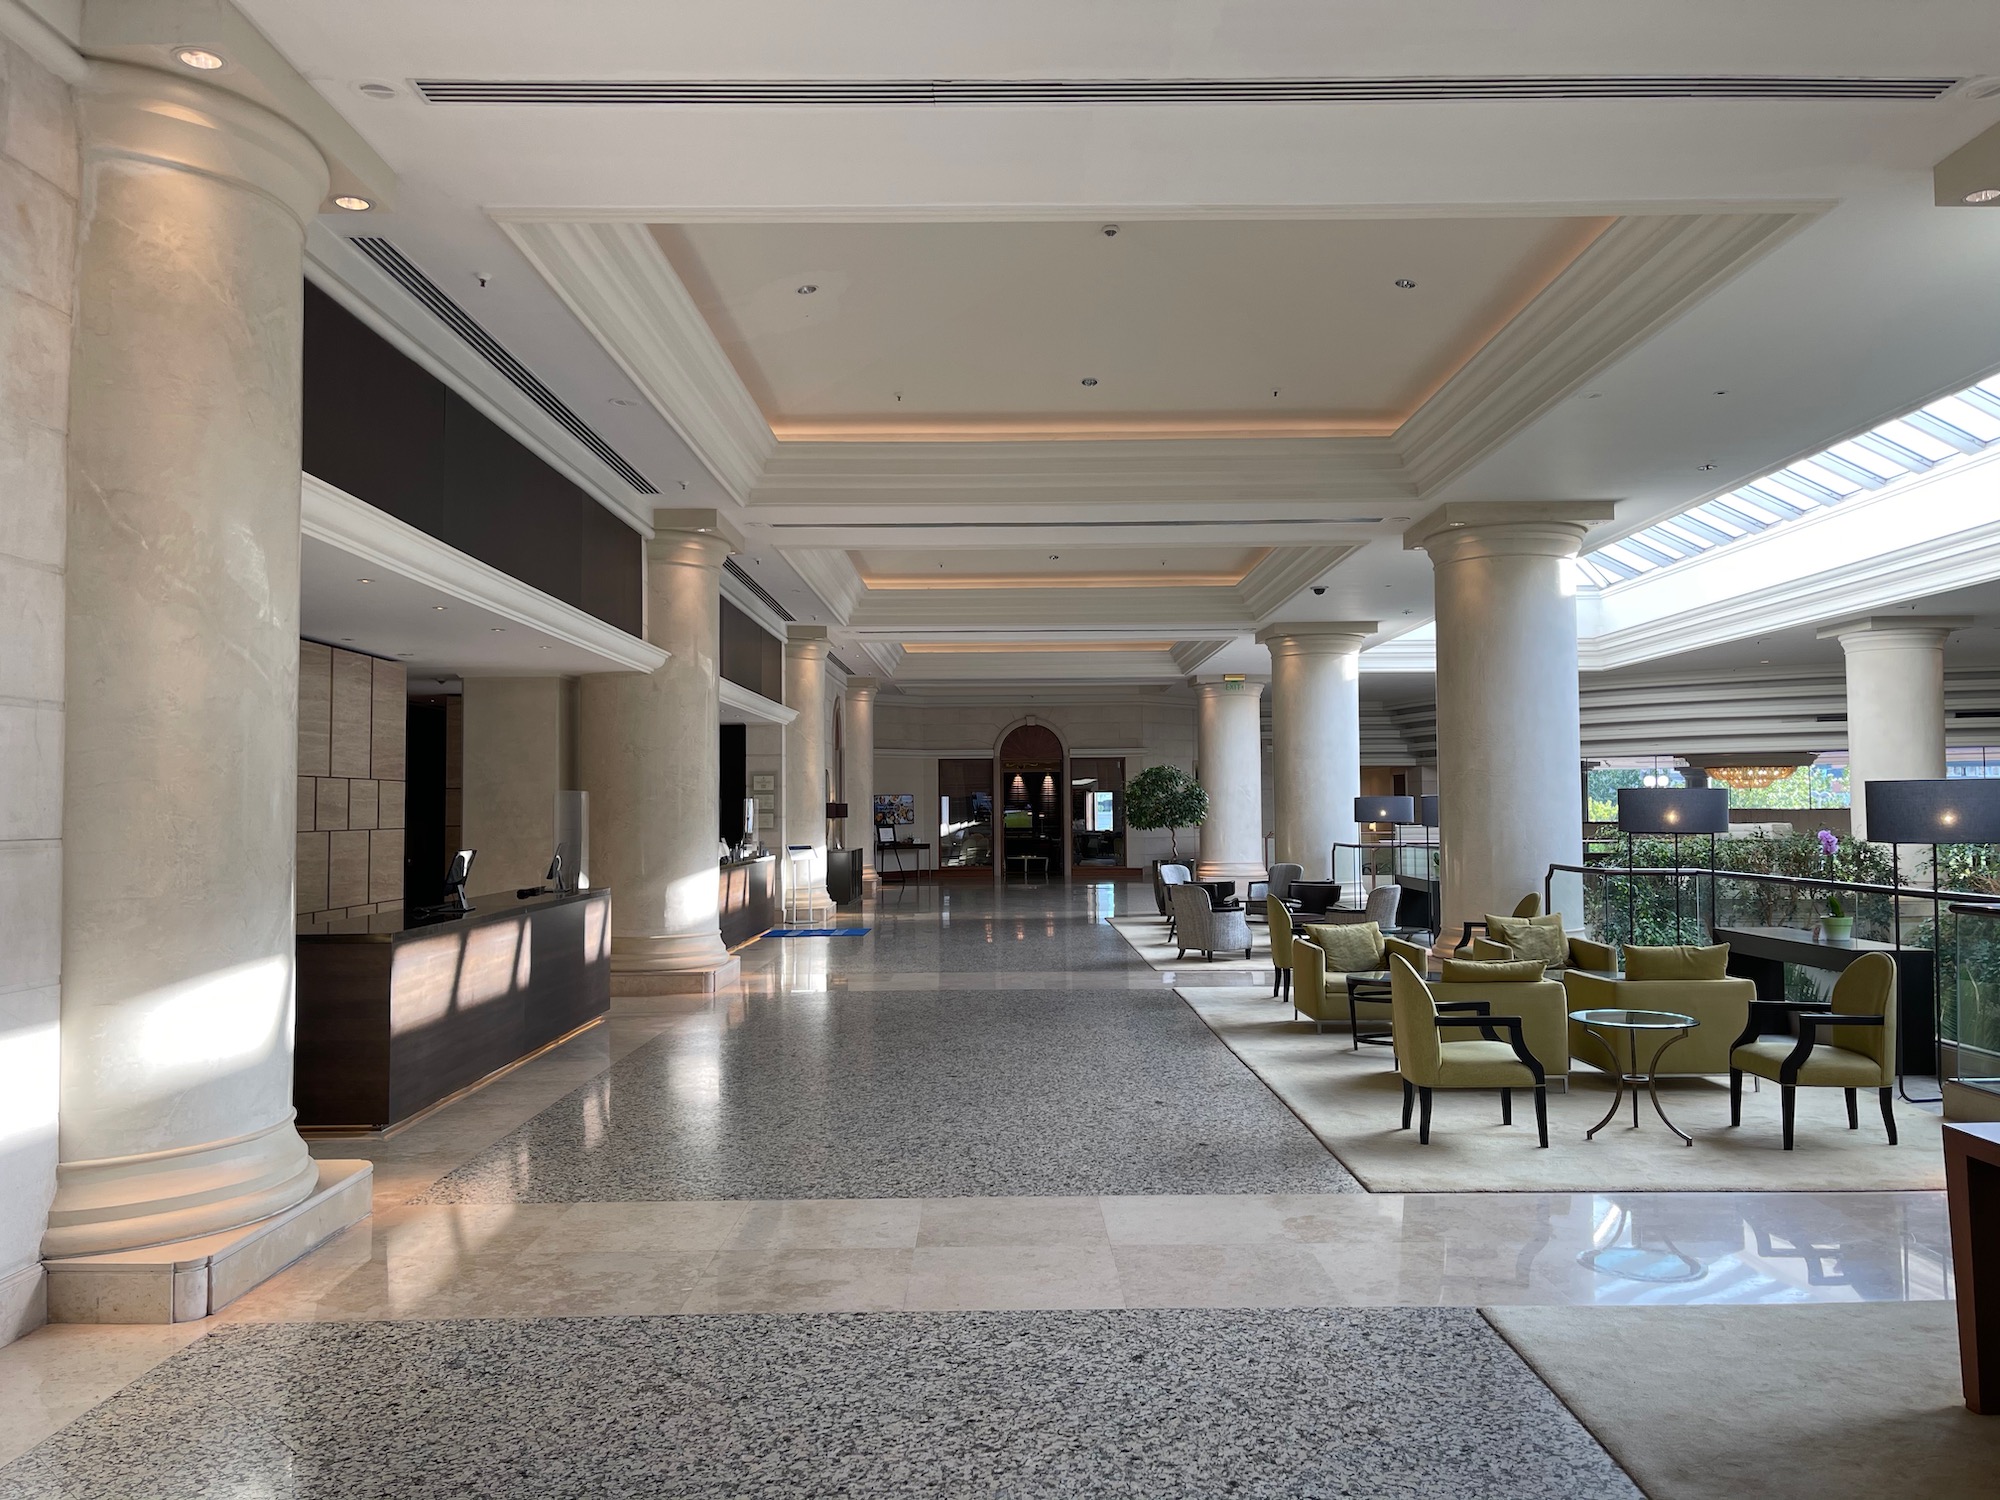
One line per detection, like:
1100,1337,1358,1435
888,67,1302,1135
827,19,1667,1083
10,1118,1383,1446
332,195,372,212
175,48,224,70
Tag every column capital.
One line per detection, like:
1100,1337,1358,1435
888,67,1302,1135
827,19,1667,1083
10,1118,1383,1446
1403,501,1616,564
1256,621,1378,655
1818,615,1971,649
649,507,744,552
1192,675,1266,699
844,675,881,698
786,624,831,660
81,61,329,228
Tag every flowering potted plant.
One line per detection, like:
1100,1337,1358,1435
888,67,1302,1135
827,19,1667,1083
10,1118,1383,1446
1816,828,1855,942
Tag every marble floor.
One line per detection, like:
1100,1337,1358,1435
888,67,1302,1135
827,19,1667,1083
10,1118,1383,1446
0,880,1978,1497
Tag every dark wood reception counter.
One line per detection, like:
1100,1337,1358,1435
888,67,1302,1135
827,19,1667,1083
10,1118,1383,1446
720,854,778,948
295,887,611,1130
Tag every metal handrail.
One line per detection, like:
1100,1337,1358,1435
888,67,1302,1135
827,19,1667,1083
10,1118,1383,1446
1546,861,1997,907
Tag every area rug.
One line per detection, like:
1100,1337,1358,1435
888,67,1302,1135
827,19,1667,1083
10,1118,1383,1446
1487,1303,1996,1500
1176,983,1946,1193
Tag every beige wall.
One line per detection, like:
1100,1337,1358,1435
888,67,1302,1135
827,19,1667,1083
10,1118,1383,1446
296,643,406,921
461,677,573,892
0,32,76,1342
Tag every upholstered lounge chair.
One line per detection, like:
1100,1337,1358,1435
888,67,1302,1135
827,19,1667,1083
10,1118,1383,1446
1289,928,1430,1034
1389,954,1548,1147
1157,863,1192,938
1248,862,1304,923
1315,883,1401,929
1454,892,1543,954
1729,950,1898,1150
1168,884,1253,961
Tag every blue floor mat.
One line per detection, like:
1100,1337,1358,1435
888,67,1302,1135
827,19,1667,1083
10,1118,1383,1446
773,927,871,937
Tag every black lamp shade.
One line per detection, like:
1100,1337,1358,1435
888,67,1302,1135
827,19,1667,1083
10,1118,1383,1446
1418,794,1439,827
1864,779,2000,843
1354,795,1416,825
825,802,850,820
1616,786,1730,835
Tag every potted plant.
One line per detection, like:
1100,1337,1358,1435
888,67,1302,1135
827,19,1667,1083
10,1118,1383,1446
1816,828,1855,942
1126,764,1209,866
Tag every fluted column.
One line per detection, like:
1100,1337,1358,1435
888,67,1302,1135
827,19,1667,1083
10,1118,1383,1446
1408,502,1612,940
845,676,879,887
784,626,831,905
1257,622,1375,880
47,64,331,1256
578,511,736,995
1194,676,1268,882
1820,616,1966,839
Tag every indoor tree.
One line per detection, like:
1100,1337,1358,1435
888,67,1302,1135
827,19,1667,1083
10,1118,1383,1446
1125,764,1209,862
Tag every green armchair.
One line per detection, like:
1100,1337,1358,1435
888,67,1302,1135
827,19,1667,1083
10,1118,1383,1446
1730,950,1898,1150
1290,931,1430,1035
1389,955,1548,1147
1424,958,1572,1083
1560,944,1755,1076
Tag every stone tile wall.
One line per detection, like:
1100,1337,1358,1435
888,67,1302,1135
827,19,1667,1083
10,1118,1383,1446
0,33,77,1343
297,642,406,921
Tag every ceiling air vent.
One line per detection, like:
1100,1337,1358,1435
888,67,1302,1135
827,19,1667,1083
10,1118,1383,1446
346,236,658,495
413,75,1958,107
724,558,795,622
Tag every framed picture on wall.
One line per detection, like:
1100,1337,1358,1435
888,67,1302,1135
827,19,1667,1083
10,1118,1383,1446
875,793,915,826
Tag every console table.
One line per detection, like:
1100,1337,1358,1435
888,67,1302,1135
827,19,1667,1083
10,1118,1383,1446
1713,925,1935,1074
879,840,932,884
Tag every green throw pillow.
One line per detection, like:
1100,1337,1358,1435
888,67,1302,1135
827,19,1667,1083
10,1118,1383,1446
1623,943,1730,982
1303,921,1385,973
1485,913,1568,968
1440,958,1547,984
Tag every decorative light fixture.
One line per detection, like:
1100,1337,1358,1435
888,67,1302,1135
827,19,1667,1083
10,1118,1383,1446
332,195,372,212
175,47,224,70
1706,764,1796,792
1966,188,2000,203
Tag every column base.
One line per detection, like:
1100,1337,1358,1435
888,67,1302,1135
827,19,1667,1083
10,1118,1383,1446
611,954,741,1003
44,1160,371,1324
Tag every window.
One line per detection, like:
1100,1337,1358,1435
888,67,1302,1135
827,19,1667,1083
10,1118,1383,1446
1575,375,2000,588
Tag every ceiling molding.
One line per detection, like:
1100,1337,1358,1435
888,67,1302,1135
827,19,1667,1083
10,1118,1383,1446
719,677,797,725
301,474,666,674
1395,209,1822,492
499,219,775,502
718,567,793,639
1236,545,1358,618
784,549,866,624
1172,640,1233,675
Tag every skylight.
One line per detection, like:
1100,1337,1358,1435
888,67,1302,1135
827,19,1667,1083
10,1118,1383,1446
1575,375,2000,587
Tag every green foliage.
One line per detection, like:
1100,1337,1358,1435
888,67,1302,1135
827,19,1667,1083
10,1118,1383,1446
1125,764,1209,859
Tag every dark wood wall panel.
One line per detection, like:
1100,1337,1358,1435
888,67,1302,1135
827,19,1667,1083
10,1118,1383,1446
720,598,784,701
303,283,643,637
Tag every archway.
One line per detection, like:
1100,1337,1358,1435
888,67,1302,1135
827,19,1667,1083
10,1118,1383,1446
996,722,1066,879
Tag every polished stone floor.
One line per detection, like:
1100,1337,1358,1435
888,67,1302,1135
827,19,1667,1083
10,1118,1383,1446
0,879,1971,1497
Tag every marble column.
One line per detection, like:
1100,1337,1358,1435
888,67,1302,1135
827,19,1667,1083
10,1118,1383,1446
1194,677,1268,883
845,676,879,887
1256,623,1376,880
1820,615,1967,839
1408,502,1613,942
46,64,331,1256
784,627,831,905
577,510,736,995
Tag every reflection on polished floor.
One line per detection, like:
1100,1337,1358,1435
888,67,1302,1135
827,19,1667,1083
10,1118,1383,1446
0,882,1980,1497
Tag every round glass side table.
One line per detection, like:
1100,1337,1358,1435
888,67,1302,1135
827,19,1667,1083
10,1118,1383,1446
1569,1008,1701,1147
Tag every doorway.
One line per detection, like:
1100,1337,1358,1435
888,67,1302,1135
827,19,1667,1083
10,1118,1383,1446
996,723,1065,879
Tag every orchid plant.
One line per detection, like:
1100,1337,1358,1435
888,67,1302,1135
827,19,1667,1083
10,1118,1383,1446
1817,827,1848,918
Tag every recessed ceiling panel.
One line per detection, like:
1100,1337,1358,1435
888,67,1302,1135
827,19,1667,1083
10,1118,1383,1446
650,216,1610,439
851,544,1269,587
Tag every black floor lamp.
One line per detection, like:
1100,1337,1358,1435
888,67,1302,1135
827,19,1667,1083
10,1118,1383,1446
1615,787,1731,945
1420,794,1440,939
1354,795,1416,919
1861,779,2000,1104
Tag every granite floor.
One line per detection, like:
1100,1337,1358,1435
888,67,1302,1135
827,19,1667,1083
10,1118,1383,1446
0,879,1974,1496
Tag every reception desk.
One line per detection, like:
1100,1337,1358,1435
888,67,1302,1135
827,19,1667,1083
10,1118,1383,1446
720,854,778,948
295,887,611,1130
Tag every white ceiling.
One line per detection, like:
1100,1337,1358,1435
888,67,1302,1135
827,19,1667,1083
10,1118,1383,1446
649,216,1604,435
226,0,2000,686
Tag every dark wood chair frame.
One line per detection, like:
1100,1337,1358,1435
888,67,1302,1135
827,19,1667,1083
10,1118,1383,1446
1399,1000,1549,1148
1728,1010,1896,1151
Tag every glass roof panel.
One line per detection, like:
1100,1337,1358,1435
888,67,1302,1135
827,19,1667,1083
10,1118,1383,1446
1579,370,2000,588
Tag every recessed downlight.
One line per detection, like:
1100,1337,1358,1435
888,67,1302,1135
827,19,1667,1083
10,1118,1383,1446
1968,188,2000,203
358,81,398,99
1080,377,1098,387
332,195,372,212
356,577,374,584
1394,278,1417,289
1697,462,1718,471
175,48,224,70
796,284,817,295
490,627,506,633
432,605,447,611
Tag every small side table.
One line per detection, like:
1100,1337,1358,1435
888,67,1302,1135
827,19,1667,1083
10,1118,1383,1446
1005,853,1049,881
1570,1008,1700,1147
1344,973,1396,1051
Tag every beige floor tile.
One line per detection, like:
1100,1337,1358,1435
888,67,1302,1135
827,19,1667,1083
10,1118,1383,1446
680,1248,912,1313
523,1201,749,1257
904,1245,1124,1310
0,1323,211,1464
1099,1193,1353,1245
917,1197,1108,1247
1112,1243,1341,1308
724,1198,923,1251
